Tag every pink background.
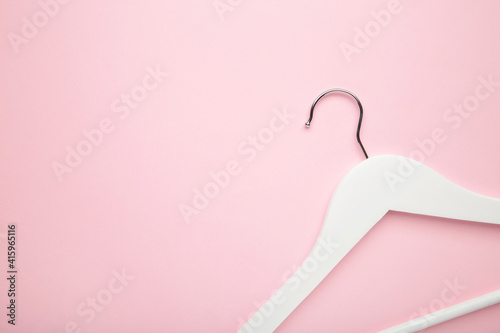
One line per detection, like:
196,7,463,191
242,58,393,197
1,0,500,332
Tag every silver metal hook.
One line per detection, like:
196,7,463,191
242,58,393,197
305,89,369,159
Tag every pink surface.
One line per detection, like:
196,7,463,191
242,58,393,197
1,0,500,332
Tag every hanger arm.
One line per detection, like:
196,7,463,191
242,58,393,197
239,156,393,333
237,237,359,333
390,158,500,224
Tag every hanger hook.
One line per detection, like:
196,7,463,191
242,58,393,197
305,89,369,159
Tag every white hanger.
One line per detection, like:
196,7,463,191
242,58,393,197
238,90,500,333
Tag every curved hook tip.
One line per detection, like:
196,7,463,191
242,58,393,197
305,121,311,127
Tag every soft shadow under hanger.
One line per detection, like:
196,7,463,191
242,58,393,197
238,89,500,333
